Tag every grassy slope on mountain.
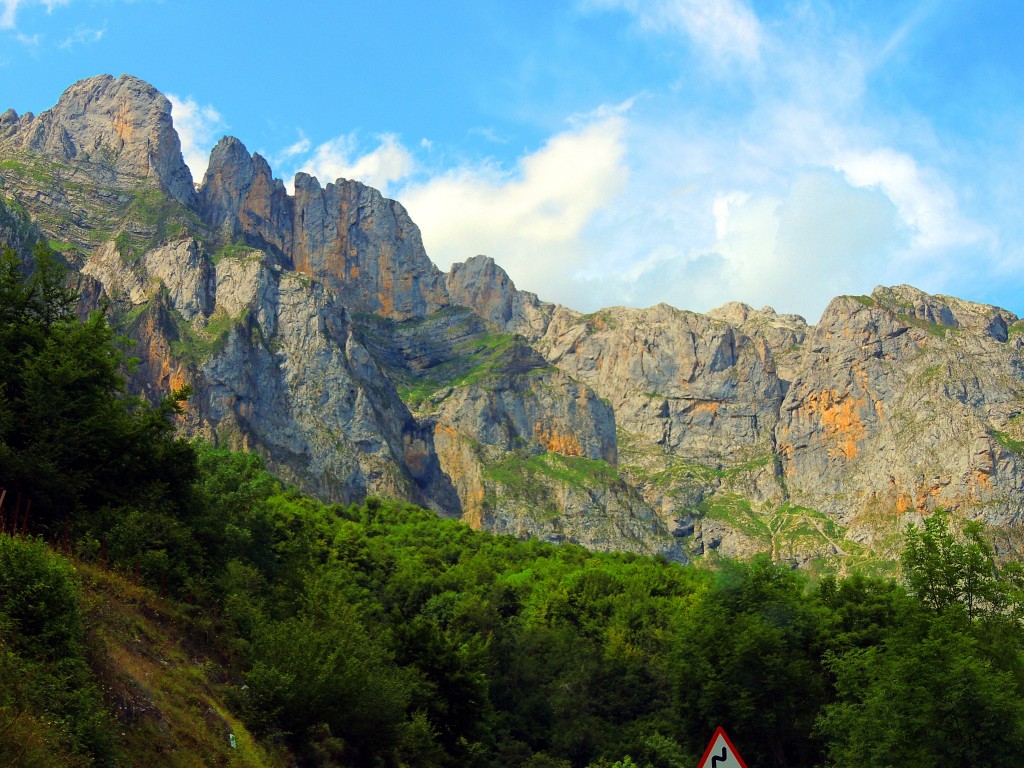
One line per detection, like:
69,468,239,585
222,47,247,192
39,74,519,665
0,538,284,768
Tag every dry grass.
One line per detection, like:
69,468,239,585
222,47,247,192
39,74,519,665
75,562,289,768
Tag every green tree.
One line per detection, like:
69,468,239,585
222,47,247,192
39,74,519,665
819,514,1024,768
670,556,828,768
819,611,1024,768
0,534,113,766
0,244,195,536
901,512,1024,622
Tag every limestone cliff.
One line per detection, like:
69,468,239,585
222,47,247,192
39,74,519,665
447,260,1024,568
3,74,1024,571
0,75,675,559
0,74,195,206
199,137,448,321
777,289,1024,549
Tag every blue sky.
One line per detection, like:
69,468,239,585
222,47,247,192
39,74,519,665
2,0,1023,322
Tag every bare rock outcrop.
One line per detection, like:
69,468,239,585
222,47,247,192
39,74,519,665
0,74,194,205
199,136,448,321
446,255,555,338
778,290,1024,547
537,303,783,464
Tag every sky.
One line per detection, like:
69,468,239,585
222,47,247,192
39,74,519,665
2,0,1024,322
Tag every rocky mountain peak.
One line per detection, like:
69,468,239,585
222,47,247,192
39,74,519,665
0,74,195,205
198,135,289,247
446,255,555,338
288,170,450,320
707,301,757,325
195,139,449,321
871,284,1016,341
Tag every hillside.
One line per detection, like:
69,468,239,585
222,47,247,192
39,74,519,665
1,243,1024,767
2,74,1023,569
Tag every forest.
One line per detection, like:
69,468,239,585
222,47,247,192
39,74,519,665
3,243,1024,768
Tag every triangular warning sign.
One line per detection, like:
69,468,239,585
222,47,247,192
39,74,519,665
697,726,749,768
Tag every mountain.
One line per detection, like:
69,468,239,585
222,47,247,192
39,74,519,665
3,74,1023,569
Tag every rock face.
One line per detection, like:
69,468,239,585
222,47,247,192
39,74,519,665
446,255,555,337
707,302,809,386
536,303,783,463
777,289,1024,545
3,74,1024,570
199,137,448,321
0,74,195,205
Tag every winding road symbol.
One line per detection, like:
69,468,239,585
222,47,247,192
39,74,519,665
696,727,748,768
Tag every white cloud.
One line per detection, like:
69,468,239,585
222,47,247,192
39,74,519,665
562,167,908,320
1,0,69,29
556,2,991,318
231,1,1003,321
168,94,227,184
719,172,907,311
585,0,762,64
712,191,749,241
398,112,628,293
834,148,989,253
468,126,509,144
280,134,311,159
291,133,414,196
57,24,102,48
1,0,24,28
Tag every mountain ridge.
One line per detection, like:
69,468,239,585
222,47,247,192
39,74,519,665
3,73,1023,569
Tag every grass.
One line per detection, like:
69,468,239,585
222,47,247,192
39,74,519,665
688,495,889,577
626,451,773,492
895,311,951,338
918,363,945,385
992,429,1024,455
120,299,153,327
0,156,60,184
696,493,772,543
849,295,877,308
485,452,621,495
356,307,557,411
46,239,76,253
212,242,261,265
0,159,28,175
581,309,619,331
767,503,855,557
170,308,246,368
115,187,205,263
482,451,624,521
75,561,288,768
397,332,525,409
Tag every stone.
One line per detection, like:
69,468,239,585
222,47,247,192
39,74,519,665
2,74,195,204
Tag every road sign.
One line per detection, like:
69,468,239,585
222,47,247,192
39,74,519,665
697,726,748,768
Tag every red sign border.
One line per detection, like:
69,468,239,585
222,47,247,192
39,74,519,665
697,726,749,768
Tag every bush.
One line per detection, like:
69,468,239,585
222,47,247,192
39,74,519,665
0,534,113,765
